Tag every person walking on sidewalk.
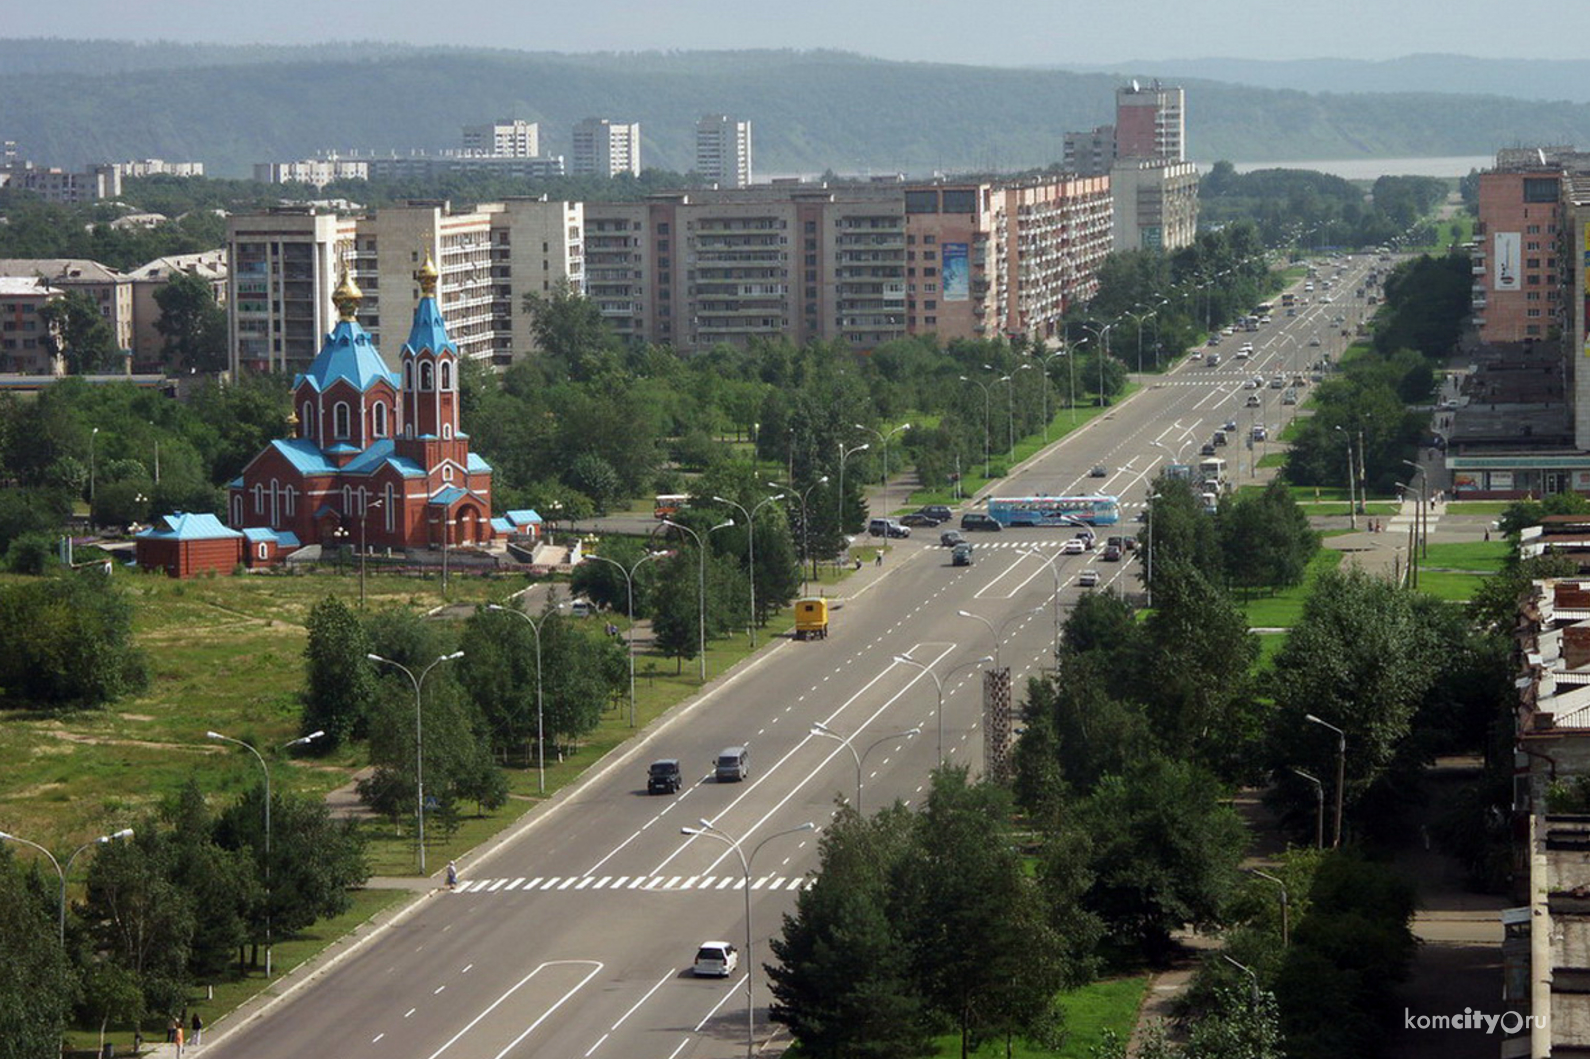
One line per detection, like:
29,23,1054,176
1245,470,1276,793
191,1012,203,1047
446,860,458,889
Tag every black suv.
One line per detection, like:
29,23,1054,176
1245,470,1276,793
918,505,953,523
647,759,682,795
960,512,1002,532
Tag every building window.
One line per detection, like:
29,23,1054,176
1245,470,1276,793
384,484,396,531
404,362,413,390
442,465,454,482
420,361,434,391
342,486,352,514
372,402,388,437
252,484,264,514
440,362,451,391
333,402,351,439
285,487,296,517
442,423,453,440
258,543,269,560
300,402,314,437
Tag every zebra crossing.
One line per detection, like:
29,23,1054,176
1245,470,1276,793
953,536,1142,552
450,873,816,895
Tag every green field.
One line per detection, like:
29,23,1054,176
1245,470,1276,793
1241,548,1345,630
915,975,1149,1059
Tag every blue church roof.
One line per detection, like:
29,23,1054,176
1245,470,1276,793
137,512,244,541
402,296,457,358
341,440,428,479
294,319,399,394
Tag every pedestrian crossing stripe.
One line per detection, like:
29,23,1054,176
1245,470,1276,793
451,874,816,893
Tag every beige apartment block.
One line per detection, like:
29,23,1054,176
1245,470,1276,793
0,277,63,373
1110,159,1200,252
126,250,229,366
0,258,134,352
487,197,585,358
228,209,357,376
696,115,753,188
571,119,641,178
461,120,539,158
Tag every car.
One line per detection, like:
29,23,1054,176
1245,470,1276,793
1282,391,1298,405
918,505,953,523
570,597,595,617
1199,442,1217,456
1235,348,1251,360
1102,544,1123,562
1224,419,1238,432
1246,394,1262,407
647,759,682,795
960,512,1002,532
867,518,910,538
1077,569,1099,587
1061,538,1086,555
1286,307,1298,317
940,529,966,548
1207,334,1222,346
715,746,749,783
951,542,974,566
1251,425,1268,441
693,941,739,977
1269,376,1284,389
1242,378,1259,390
1089,465,1108,478
1222,326,1236,336
899,512,940,527
1213,431,1228,446
1121,536,1138,551
1073,529,1096,548
1240,342,1255,353
1309,336,1322,347
1260,315,1272,324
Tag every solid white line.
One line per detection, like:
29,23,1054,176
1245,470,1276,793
665,1039,691,1059
372,1034,384,1044
487,961,606,1059
694,973,749,1031
462,963,473,974
583,1033,609,1057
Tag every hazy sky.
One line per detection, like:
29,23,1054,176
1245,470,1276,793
8,0,1585,64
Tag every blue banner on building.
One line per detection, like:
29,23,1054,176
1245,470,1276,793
942,242,969,302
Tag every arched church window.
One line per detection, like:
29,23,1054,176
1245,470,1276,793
372,402,388,438
404,361,414,390
300,402,314,437
441,362,452,390
420,361,434,391
333,402,351,439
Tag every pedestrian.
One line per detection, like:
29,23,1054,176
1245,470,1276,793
167,1017,178,1044
446,860,458,889
853,557,862,571
1485,528,1491,542
133,1032,143,1055
175,1023,185,1057
875,551,883,567
191,1012,203,1047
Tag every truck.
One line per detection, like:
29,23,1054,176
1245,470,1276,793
794,598,829,640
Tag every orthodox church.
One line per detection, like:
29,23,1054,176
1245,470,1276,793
226,256,497,553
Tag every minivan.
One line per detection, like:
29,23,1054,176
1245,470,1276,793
918,505,953,523
715,746,749,782
960,512,1002,532
867,518,910,539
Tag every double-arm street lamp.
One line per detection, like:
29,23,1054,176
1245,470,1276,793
768,476,828,593
1124,301,1167,373
680,820,815,1059
1248,868,1290,945
893,653,993,763
662,518,735,681
359,497,385,608
855,423,911,516
956,606,1043,671
206,728,323,976
1079,322,1114,407
486,605,553,791
1291,767,1325,850
0,827,134,944
808,722,920,813
574,552,667,727
713,493,786,648
367,651,464,871
1304,713,1347,848
1029,348,1070,440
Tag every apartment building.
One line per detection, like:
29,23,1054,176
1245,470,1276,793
695,115,753,188
571,119,641,178
0,163,121,203
1063,126,1116,178
0,277,62,373
461,120,539,158
1110,159,1200,252
253,158,370,187
110,159,205,179
125,250,229,365
0,259,134,352
580,175,1112,353
1114,80,1185,162
228,200,583,375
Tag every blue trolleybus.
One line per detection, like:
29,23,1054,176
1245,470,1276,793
986,495,1122,527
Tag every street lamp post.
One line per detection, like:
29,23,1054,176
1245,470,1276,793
1249,868,1290,945
713,493,786,648
1018,548,1068,645
207,729,322,975
770,477,828,592
1124,303,1165,374
836,442,869,541
1292,767,1326,850
680,821,815,1059
578,552,667,727
809,723,920,813
855,423,911,517
894,653,992,763
486,605,554,790
1305,713,1347,848
955,606,1043,672
1030,348,1068,441
367,651,464,872
1079,323,1114,407
331,525,349,576
88,427,100,530
1402,458,1428,560
662,518,735,681
996,375,1015,460
358,498,384,608
0,828,133,944
1334,425,1357,530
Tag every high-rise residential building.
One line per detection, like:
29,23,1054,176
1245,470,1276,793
110,159,205,179
228,209,357,376
1114,80,1184,162
1473,148,1583,348
253,158,370,187
228,199,584,376
1063,126,1115,178
571,119,641,178
461,119,540,158
1109,159,1200,252
695,115,753,188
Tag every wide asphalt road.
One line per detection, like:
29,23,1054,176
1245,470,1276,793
206,256,1380,1059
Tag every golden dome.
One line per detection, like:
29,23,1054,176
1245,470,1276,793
332,268,363,321
415,250,440,297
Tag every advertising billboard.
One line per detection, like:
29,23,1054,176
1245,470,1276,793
1494,232,1521,292
941,242,969,302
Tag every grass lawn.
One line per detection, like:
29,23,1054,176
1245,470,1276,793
915,975,1149,1058
1415,570,1488,602
1420,540,1509,573
1446,500,1511,515
1240,548,1345,630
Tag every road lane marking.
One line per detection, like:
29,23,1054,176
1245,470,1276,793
611,969,673,1031
584,1033,608,1056
694,973,749,1031
504,877,524,891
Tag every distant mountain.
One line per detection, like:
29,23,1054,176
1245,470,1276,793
1055,54,1590,106
3,43,1589,177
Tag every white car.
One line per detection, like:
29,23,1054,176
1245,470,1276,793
1078,569,1099,587
693,941,739,977
1242,378,1259,389
1061,538,1087,555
